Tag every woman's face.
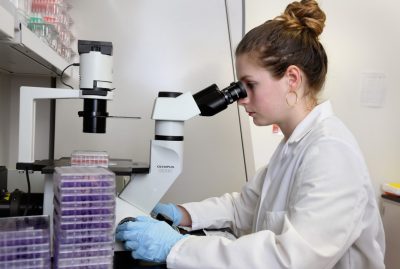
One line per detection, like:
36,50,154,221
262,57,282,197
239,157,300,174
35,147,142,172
236,53,288,126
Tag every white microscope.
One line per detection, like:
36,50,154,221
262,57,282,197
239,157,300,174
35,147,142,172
17,40,247,242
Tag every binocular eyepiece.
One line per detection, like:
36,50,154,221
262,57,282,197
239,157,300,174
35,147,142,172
193,81,247,117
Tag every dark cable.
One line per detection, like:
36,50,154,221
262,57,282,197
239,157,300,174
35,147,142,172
60,63,80,89
23,169,31,216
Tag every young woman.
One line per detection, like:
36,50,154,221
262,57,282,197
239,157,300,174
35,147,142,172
116,1,385,268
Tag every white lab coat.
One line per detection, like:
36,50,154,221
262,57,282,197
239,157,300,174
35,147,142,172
167,101,385,269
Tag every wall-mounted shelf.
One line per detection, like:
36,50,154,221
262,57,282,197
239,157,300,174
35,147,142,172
0,0,70,77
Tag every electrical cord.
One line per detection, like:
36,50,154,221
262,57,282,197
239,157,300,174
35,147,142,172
60,63,80,89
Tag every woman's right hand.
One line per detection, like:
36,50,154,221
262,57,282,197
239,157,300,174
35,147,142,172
151,203,183,226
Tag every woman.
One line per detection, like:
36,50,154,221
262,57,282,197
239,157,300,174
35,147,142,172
116,1,385,268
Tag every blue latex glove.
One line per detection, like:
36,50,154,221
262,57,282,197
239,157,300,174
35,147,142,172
116,216,187,263
151,203,183,226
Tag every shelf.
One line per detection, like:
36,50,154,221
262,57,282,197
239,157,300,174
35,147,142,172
0,0,70,76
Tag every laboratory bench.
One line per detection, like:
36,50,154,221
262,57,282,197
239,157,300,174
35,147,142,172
114,251,167,269
381,193,400,204
45,251,167,269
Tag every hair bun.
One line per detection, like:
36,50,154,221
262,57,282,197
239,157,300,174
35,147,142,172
277,0,326,37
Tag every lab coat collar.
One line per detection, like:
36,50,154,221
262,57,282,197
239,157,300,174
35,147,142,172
287,100,333,144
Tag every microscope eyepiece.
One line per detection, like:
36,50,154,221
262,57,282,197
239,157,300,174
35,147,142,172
221,81,247,104
193,81,247,117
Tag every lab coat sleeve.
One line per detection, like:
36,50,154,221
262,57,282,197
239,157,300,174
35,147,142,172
167,139,372,269
181,166,267,235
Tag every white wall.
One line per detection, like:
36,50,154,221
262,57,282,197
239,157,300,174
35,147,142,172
245,0,400,197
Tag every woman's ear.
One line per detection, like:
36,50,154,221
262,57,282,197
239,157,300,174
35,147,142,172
286,65,302,91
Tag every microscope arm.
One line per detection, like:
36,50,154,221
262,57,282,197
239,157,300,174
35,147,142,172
17,86,113,166
117,92,200,219
18,87,80,164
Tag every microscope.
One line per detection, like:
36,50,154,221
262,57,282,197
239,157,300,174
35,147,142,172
17,39,247,243
116,81,247,220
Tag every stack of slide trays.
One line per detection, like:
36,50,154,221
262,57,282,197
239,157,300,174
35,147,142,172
53,166,116,269
0,215,51,268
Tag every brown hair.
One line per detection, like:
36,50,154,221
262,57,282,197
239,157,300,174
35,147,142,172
236,0,327,103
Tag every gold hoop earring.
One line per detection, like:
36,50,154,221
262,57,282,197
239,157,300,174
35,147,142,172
285,91,298,107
